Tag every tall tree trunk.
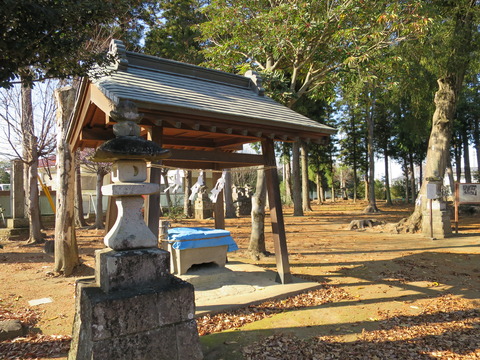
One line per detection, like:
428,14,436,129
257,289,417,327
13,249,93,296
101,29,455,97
404,159,410,203
183,170,193,218
364,91,379,213
409,152,416,201
54,86,79,275
316,172,322,204
248,169,267,260
400,76,461,233
300,142,312,211
384,149,392,205
352,112,358,203
419,162,423,189
474,117,480,179
330,153,336,203
74,150,87,227
463,126,472,182
446,153,455,195
283,144,293,205
21,78,42,244
224,171,236,218
291,141,303,215
454,143,462,182
93,171,106,229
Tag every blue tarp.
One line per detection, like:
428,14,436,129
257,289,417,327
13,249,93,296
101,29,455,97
167,227,239,252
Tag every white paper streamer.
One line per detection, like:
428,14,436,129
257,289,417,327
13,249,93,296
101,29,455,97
210,171,227,203
189,171,204,201
164,169,183,194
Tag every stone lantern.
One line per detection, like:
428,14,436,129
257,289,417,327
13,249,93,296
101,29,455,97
68,100,203,360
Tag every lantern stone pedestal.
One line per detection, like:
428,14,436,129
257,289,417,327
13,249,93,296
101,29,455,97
68,100,202,360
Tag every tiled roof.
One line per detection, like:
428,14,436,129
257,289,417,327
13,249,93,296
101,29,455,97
92,41,335,137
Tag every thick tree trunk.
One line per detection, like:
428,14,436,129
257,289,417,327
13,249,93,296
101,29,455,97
92,172,106,229
248,169,268,260
224,171,236,218
300,142,312,211
21,80,42,244
54,87,79,275
74,151,87,227
291,141,303,216
316,172,322,204
183,170,193,218
399,77,458,233
384,149,392,205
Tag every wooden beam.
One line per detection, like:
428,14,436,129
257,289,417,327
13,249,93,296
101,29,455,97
167,149,264,165
163,136,215,148
81,127,114,141
262,138,292,284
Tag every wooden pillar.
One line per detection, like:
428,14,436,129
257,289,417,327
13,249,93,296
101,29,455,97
146,126,163,238
213,166,225,229
262,138,292,284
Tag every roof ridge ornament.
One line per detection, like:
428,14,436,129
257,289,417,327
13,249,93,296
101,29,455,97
109,39,128,71
245,70,265,96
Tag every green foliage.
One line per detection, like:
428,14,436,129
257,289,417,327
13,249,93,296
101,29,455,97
374,179,386,200
200,0,429,107
0,161,10,184
0,0,155,87
391,179,406,200
143,0,205,64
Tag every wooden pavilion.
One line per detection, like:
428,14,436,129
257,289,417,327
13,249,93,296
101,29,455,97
66,39,336,284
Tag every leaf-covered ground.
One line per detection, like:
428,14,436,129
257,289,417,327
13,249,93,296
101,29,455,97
242,295,480,360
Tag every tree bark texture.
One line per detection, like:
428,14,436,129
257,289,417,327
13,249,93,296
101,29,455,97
248,169,267,260
54,86,79,275
462,127,472,182
300,142,312,211
404,159,410,203
183,170,193,218
283,146,293,205
409,153,416,201
364,93,379,213
384,150,392,205
291,141,303,216
74,154,87,227
224,171,236,218
400,77,458,233
474,117,480,177
21,80,42,243
93,172,106,229
454,144,462,182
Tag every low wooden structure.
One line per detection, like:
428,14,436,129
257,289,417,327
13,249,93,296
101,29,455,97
67,39,335,284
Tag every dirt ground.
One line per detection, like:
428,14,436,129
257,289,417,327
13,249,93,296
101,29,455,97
1,200,479,359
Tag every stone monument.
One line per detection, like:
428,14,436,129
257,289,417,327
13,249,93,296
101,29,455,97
68,100,203,360
194,185,213,219
421,179,452,239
